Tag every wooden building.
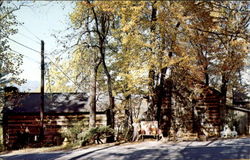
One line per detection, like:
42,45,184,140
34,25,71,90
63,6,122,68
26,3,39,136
196,87,222,137
226,106,250,135
227,90,250,135
2,92,106,149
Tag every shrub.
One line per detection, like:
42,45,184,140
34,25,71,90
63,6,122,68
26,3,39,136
60,120,114,147
79,126,114,146
60,120,87,145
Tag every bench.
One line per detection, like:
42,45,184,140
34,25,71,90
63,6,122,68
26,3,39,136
138,121,162,141
181,133,198,141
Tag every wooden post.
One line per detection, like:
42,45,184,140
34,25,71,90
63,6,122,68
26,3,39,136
40,40,45,140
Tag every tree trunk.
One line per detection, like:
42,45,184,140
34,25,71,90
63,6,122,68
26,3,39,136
124,95,131,128
204,65,209,86
147,70,156,120
157,51,172,137
221,74,228,106
89,62,100,128
91,6,115,142
156,67,167,122
101,51,115,142
220,74,228,126
160,78,173,137
147,1,157,120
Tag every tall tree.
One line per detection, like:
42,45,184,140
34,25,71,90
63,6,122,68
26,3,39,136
0,1,24,90
61,1,249,139
70,1,117,134
70,1,102,128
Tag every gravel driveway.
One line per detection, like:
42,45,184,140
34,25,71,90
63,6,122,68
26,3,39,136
1,138,249,160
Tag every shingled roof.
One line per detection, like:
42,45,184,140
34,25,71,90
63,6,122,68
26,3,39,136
3,93,105,113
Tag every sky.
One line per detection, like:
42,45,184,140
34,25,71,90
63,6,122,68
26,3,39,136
9,2,74,92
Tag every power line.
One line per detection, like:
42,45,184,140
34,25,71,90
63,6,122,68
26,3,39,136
44,50,83,91
17,32,41,45
8,36,55,57
45,56,82,91
21,24,41,42
9,48,40,64
7,37,82,91
7,37,41,55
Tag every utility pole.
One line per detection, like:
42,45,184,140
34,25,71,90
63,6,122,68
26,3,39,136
40,40,45,141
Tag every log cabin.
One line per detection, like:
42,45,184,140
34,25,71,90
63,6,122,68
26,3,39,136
2,91,106,149
196,87,222,137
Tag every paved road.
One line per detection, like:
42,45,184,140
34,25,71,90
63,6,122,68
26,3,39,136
1,138,249,160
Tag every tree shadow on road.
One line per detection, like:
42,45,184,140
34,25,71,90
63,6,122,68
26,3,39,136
74,139,250,160
0,152,67,160
180,146,250,160
1,138,249,160
69,144,121,160
80,148,172,160
210,137,250,146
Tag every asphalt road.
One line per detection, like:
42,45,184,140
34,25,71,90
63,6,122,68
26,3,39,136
1,138,249,160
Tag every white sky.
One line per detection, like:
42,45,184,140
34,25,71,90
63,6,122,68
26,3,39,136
9,2,74,91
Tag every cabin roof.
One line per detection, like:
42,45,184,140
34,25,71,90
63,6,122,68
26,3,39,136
227,105,250,113
205,87,222,96
3,93,105,113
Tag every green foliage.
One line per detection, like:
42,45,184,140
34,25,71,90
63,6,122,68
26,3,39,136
79,126,114,146
0,3,24,149
60,119,114,146
60,120,88,145
116,126,133,142
0,2,24,90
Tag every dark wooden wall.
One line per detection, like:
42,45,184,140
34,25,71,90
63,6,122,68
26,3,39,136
197,88,221,137
3,112,106,149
